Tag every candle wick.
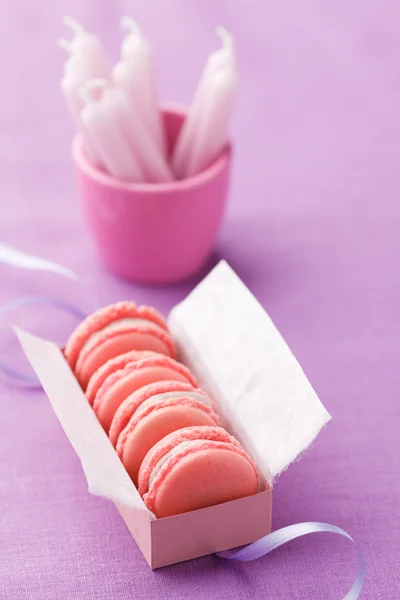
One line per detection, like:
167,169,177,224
120,16,141,37
79,79,108,105
215,26,233,57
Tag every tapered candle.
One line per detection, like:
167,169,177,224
80,80,145,182
112,90,174,183
172,28,236,179
112,17,166,156
61,74,104,167
60,17,111,166
59,17,111,81
185,69,237,177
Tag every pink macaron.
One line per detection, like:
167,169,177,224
116,396,219,486
92,354,198,433
109,380,217,447
64,302,177,389
138,426,259,518
85,350,156,406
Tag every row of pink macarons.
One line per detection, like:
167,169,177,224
64,301,259,518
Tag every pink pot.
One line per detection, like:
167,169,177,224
73,105,232,284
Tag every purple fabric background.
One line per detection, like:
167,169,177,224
0,1,399,598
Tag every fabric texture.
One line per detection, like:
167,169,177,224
0,0,399,598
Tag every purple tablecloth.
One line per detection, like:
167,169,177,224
0,1,399,598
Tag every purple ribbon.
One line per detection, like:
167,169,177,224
0,246,365,598
217,521,365,599
0,295,87,386
0,245,89,386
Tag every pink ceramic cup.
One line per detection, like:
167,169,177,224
73,105,232,284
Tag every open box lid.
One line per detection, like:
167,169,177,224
16,260,330,511
168,261,331,481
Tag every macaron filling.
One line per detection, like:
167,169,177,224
131,390,214,420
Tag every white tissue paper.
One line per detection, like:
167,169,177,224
168,261,331,482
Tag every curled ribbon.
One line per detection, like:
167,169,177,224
0,245,365,598
0,295,87,386
0,244,88,386
0,243,79,281
217,521,365,599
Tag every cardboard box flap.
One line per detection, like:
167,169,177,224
15,328,145,511
168,261,331,481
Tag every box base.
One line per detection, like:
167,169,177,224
117,488,272,569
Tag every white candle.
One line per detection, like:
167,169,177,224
60,17,111,167
112,17,166,156
112,90,174,183
59,17,111,81
172,27,236,179
185,69,237,177
80,80,146,182
61,74,104,167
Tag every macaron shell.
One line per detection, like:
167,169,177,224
138,426,245,496
75,325,176,390
86,350,155,405
93,357,197,432
117,400,219,486
144,444,259,518
65,301,169,370
135,306,169,332
108,380,198,447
